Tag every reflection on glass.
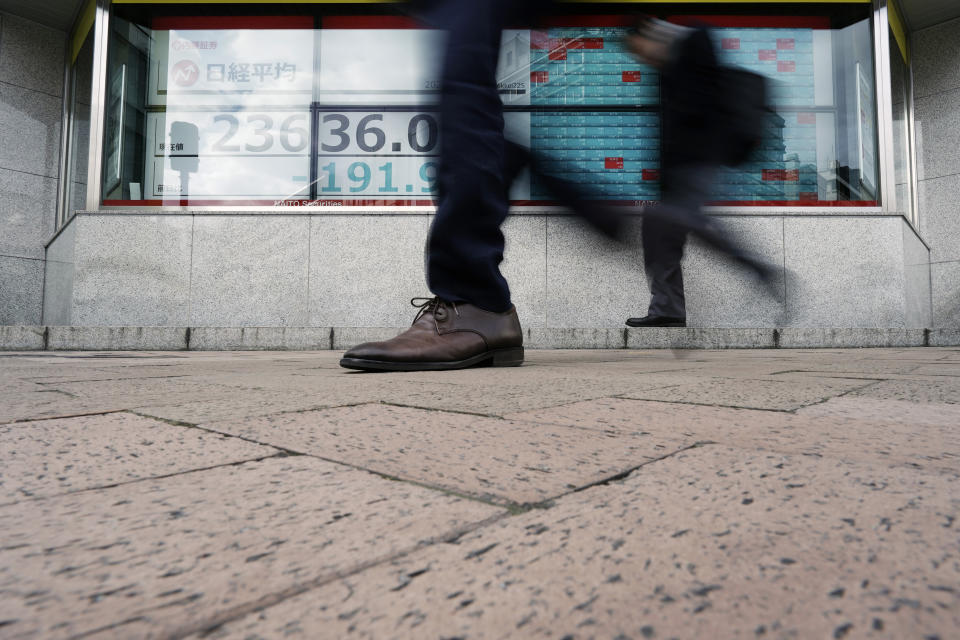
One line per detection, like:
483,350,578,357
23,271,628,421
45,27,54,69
889,28,914,221
100,9,879,207
66,33,94,213
709,18,878,205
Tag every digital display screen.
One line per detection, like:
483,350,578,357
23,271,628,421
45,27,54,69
124,14,875,207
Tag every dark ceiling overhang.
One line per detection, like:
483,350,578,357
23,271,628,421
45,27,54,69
1,1,958,37
0,0,85,32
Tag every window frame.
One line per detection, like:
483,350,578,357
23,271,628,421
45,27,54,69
75,0,903,216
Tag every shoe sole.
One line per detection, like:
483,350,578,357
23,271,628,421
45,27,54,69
339,347,524,372
625,322,686,328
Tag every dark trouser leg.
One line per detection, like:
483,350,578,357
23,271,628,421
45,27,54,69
642,214,687,318
647,165,766,273
426,2,513,313
641,164,776,317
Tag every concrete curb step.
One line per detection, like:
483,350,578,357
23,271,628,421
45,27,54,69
2,326,958,351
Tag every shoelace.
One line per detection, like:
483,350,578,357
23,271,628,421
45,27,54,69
410,296,459,324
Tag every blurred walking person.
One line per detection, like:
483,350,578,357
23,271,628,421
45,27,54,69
624,17,782,328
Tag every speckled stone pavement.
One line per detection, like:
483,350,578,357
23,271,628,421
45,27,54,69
1,347,958,640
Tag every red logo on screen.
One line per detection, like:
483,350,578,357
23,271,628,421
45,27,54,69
549,49,567,61
605,157,624,169
622,71,642,82
172,60,200,87
778,61,796,73
531,71,549,83
721,38,740,50
777,38,795,49
759,50,777,61
642,169,660,181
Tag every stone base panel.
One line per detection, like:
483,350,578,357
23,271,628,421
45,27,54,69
41,212,938,331
1,326,957,351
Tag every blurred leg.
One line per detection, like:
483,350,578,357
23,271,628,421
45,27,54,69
642,214,687,318
426,1,513,312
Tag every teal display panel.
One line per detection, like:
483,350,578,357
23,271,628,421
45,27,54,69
527,26,661,203
523,17,865,206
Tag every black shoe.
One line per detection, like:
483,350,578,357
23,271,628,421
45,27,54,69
625,315,686,328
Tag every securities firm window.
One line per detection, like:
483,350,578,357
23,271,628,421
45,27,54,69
100,4,877,207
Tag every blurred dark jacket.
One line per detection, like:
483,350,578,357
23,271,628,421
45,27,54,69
659,27,724,175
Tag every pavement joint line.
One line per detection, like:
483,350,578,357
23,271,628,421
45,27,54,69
516,374,881,417
608,394,807,414
769,370,891,380
34,388,79,398
2,408,130,426
780,378,888,414
131,409,527,512
126,411,309,460
33,375,192,385
162,441,744,639
550,441,713,502
375,400,516,420
132,400,377,424
156,511,512,640
141,405,679,514
0,452,290,508
377,394,643,421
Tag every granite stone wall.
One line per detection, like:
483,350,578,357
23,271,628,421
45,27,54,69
45,211,924,330
0,13,65,324
914,16,960,328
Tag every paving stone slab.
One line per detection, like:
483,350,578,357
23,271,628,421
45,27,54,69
797,396,960,427
44,377,247,405
0,413,277,504
616,375,873,411
0,392,127,425
134,391,344,425
0,457,504,640
377,375,689,415
908,363,960,377
766,359,927,376
193,446,960,640
134,377,471,424
846,377,960,404
507,397,960,472
202,403,693,505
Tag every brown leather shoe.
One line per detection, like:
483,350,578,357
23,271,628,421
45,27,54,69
340,297,524,371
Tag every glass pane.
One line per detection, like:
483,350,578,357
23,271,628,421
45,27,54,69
101,6,879,208
711,18,877,205
888,27,914,220
66,33,94,213
104,15,315,205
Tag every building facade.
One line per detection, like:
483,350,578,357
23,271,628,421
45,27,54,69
0,0,958,349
